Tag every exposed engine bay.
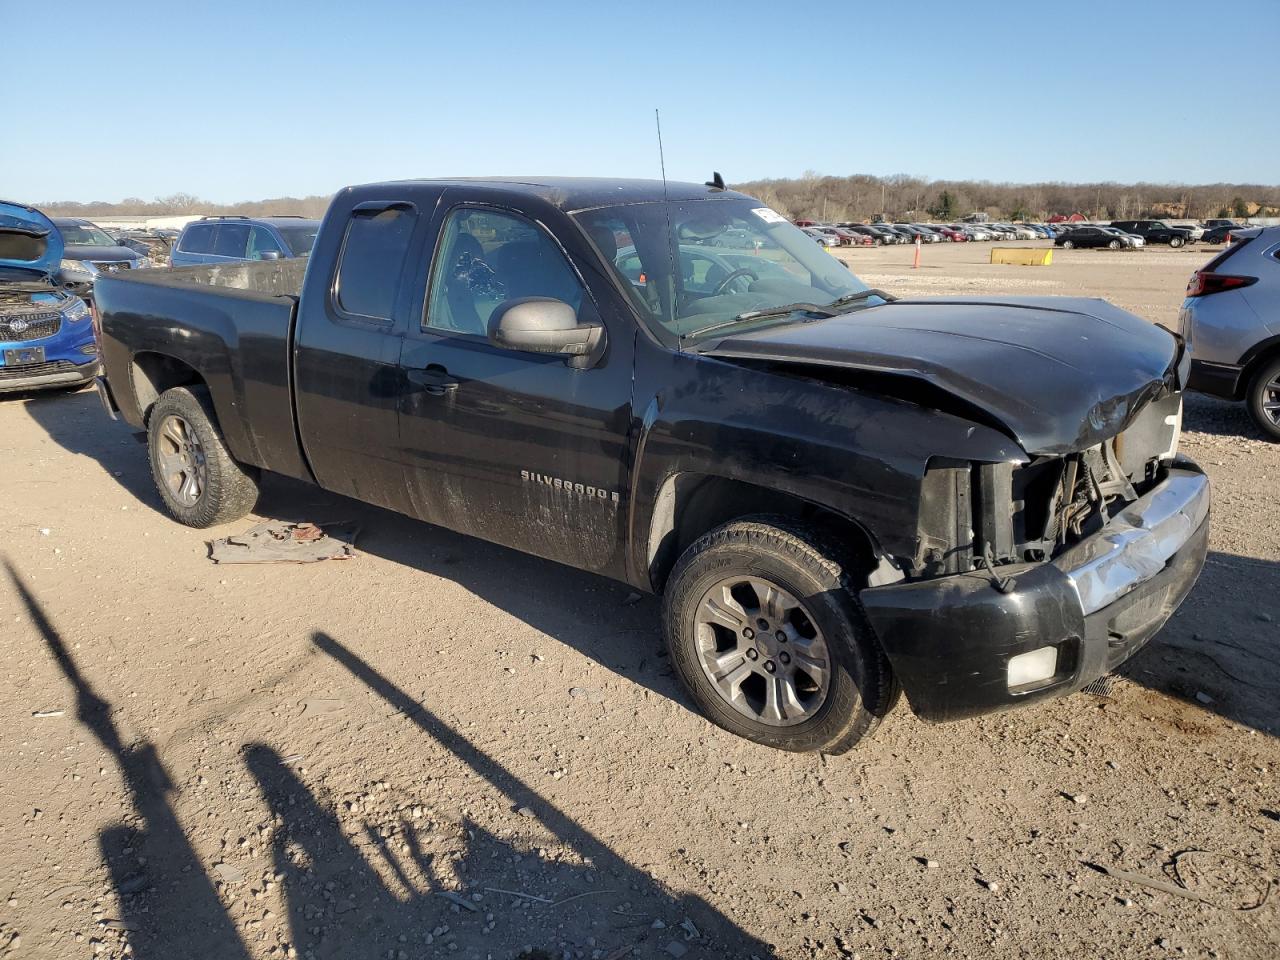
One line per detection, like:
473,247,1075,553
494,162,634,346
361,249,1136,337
917,391,1184,578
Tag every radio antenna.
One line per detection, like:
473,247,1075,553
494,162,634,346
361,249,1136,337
655,108,680,344
655,108,669,197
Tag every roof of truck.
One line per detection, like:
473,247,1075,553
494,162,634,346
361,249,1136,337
358,177,755,212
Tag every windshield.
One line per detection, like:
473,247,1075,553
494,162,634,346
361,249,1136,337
58,223,117,246
574,198,876,342
276,224,319,256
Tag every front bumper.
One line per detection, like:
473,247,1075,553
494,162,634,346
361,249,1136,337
0,358,100,393
861,463,1210,722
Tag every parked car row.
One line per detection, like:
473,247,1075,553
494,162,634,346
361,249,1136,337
795,216,1256,250
794,220,1067,246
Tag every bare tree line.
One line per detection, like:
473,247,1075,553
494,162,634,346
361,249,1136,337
732,172,1280,222
37,174,1280,224
39,193,334,220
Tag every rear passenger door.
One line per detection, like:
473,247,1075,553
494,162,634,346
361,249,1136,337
293,199,427,515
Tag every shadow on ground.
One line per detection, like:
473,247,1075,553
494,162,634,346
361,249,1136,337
1182,391,1269,441
21,389,688,713
1119,549,1280,737
7,557,775,959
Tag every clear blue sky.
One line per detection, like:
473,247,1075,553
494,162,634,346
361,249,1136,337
3,0,1277,203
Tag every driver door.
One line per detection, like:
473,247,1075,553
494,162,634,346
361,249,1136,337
396,198,634,576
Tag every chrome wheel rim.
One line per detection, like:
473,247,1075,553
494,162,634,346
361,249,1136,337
693,576,831,727
1263,375,1280,426
156,414,208,506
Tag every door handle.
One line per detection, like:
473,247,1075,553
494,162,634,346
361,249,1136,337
407,364,459,397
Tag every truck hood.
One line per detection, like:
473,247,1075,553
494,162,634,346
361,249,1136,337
0,201,63,281
698,296,1180,455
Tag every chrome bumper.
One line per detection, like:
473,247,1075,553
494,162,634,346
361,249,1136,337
1054,467,1210,616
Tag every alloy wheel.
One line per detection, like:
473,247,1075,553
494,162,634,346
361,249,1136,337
155,414,208,506
1262,374,1280,427
693,576,831,726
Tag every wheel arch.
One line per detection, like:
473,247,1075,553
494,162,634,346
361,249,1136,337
645,472,883,594
1239,335,1280,394
130,351,206,426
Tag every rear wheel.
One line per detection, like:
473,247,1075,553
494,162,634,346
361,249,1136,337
148,386,260,527
1246,356,1280,442
662,517,895,753
1061,239,1075,249
1170,236,1185,248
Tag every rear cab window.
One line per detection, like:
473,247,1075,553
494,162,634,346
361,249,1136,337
333,204,417,322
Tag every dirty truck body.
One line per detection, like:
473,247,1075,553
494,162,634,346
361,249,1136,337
94,178,1209,753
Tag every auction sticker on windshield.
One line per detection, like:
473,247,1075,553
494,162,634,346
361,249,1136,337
751,208,788,224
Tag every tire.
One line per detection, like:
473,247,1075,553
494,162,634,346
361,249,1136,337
1170,236,1185,248
662,517,895,753
1061,239,1074,249
1108,239,1121,249
1246,356,1280,442
147,385,260,527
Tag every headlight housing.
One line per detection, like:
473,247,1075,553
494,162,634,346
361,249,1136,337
62,298,92,323
133,257,152,269
59,258,99,280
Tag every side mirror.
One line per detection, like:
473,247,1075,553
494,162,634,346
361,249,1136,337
256,250,282,261
488,297,604,369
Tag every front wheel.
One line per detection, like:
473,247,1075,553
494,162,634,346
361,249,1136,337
662,518,895,753
1246,357,1280,441
1108,239,1122,249
1061,239,1074,249
148,386,260,527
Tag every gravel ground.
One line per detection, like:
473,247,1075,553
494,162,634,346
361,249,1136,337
1,240,1277,960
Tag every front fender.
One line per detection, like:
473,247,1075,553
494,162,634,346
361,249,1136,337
625,346,1021,584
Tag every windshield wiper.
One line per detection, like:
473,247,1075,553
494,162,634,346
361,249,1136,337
827,288,897,309
681,288,897,341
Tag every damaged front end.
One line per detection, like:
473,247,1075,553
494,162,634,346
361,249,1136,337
914,390,1185,579
864,389,1207,722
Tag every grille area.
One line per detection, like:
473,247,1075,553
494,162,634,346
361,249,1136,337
0,360,78,381
89,260,131,273
0,312,61,342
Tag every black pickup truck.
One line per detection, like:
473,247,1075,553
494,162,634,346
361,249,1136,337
94,177,1210,753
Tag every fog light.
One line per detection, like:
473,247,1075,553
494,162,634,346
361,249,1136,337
1007,646,1058,689
79,343,99,356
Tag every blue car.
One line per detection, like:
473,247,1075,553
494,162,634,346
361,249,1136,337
0,201,100,394
171,215,320,266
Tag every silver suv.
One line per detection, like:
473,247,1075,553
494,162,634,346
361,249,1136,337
1180,226,1280,439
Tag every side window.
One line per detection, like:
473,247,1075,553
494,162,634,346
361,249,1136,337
334,205,417,322
180,223,214,253
248,226,283,260
212,223,250,259
425,208,582,336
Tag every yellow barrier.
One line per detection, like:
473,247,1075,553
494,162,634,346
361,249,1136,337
990,248,1053,266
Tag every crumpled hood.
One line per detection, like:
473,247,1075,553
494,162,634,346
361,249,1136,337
699,296,1180,455
0,200,63,280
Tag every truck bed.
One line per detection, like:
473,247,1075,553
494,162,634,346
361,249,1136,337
95,259,311,482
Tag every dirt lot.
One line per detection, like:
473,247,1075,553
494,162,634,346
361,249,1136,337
2,241,1277,960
